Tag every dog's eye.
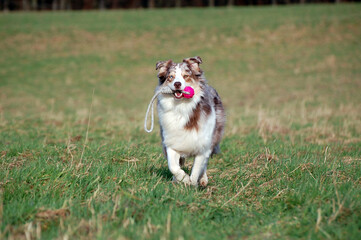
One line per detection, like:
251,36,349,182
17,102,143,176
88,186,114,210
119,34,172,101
183,75,189,78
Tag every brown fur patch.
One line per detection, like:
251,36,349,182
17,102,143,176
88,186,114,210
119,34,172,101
185,103,201,131
213,96,219,105
184,101,212,131
156,60,174,83
183,56,203,76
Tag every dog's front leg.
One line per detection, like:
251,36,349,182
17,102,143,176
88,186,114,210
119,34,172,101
190,151,211,187
166,148,190,184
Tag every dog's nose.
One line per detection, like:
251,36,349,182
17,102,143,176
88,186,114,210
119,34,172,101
174,82,181,89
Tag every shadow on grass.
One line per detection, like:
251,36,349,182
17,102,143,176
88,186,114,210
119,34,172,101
151,165,173,180
149,165,191,180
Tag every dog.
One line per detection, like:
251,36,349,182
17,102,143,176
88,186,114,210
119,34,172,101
155,56,225,187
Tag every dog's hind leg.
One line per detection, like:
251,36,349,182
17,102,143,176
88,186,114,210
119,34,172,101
166,148,190,184
211,143,220,157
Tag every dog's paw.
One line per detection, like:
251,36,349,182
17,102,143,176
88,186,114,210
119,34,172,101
199,174,208,187
189,176,198,187
181,174,191,185
173,174,191,185
199,178,208,187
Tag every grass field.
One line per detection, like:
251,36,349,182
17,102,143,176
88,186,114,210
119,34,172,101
1,4,361,239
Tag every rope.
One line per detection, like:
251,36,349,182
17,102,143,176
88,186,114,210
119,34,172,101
144,86,189,133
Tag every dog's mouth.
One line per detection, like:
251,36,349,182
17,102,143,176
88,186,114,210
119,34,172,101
173,90,183,99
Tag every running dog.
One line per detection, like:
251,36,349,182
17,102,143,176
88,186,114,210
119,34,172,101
155,56,225,187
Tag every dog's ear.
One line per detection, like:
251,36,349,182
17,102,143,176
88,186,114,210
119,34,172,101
156,60,173,80
183,56,203,76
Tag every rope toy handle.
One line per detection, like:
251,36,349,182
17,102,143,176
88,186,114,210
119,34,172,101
144,87,191,133
144,87,171,133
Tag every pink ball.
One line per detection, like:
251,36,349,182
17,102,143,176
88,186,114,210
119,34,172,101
183,86,195,99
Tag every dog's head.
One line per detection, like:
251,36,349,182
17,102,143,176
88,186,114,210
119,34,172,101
156,56,203,99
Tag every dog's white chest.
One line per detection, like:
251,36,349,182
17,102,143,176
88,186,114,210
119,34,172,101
158,100,216,155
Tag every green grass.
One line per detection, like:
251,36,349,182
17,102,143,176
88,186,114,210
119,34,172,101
1,4,361,239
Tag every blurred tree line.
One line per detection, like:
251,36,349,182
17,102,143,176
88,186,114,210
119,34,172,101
0,0,354,11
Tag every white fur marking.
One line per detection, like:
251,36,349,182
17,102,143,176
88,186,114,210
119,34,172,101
174,64,186,90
